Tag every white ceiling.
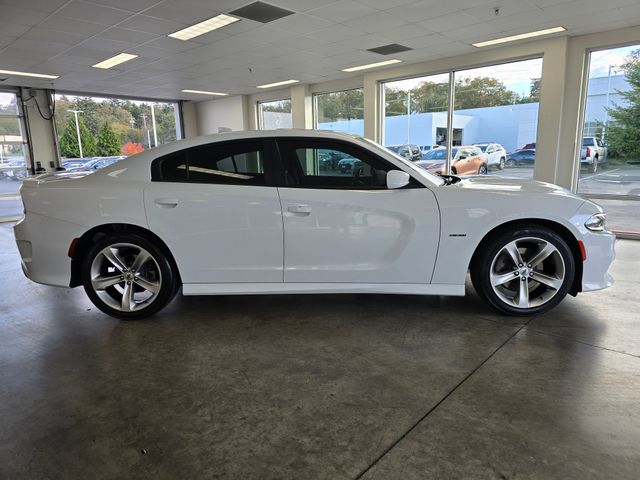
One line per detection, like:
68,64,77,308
0,0,639,101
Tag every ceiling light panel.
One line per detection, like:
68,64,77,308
256,79,299,88
342,59,402,72
181,89,228,96
168,14,240,41
472,27,566,47
0,69,59,79
92,53,139,69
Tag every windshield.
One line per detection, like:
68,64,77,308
360,137,444,187
423,148,453,160
476,145,488,152
386,146,401,153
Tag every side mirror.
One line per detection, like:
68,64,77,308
387,170,410,189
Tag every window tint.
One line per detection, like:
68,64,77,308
153,141,265,185
278,140,394,189
582,138,595,146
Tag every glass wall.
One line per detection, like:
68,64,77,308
258,99,292,130
314,88,364,136
0,90,30,220
383,72,450,155
54,94,179,171
454,58,542,178
577,44,640,236
382,58,542,179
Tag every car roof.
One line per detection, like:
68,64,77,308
88,129,383,180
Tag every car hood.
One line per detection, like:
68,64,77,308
452,175,577,197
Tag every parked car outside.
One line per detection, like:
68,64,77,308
506,149,536,167
581,137,608,173
67,156,125,172
61,158,92,170
474,143,507,170
14,129,615,320
415,146,488,176
1,159,28,180
518,142,536,151
386,144,422,161
337,156,364,173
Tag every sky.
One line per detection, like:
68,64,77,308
589,44,639,78
385,58,543,97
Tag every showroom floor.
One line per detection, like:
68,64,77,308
1,223,638,480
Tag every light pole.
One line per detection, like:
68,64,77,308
69,110,84,158
141,114,151,148
602,65,616,142
150,103,158,147
406,91,411,144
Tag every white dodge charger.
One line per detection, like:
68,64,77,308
14,130,615,319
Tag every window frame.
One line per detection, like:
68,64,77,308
273,137,423,190
150,138,279,187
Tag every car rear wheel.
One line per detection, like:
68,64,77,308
590,156,598,173
471,226,575,316
81,233,177,319
505,159,516,167
478,163,487,175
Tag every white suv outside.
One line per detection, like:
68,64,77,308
474,143,507,170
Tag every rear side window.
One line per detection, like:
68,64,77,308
152,141,265,185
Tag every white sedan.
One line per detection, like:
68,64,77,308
14,130,615,319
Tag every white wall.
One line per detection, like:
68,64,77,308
181,101,198,139
195,95,249,135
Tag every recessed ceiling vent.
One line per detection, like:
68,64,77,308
367,44,413,55
230,2,295,23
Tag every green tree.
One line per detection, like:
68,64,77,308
96,123,120,156
316,89,364,122
59,117,96,158
606,49,640,159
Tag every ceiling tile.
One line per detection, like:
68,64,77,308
57,1,135,25
270,14,333,35
0,22,33,38
143,0,222,24
39,15,108,36
307,1,378,22
22,28,90,46
0,6,51,26
97,27,161,44
118,14,187,35
82,0,164,13
344,11,410,33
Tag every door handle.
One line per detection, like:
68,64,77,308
287,204,312,215
154,198,179,208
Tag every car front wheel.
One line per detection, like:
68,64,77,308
498,157,505,170
81,233,177,319
471,227,575,316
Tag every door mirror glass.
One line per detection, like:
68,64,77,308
387,170,410,189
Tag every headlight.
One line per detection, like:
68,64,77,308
585,213,606,231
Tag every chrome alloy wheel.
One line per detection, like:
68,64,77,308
489,237,566,310
89,243,162,312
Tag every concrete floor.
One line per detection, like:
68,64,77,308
1,223,639,480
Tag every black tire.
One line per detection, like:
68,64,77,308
478,163,487,175
505,159,516,167
498,157,505,170
81,233,177,320
590,156,598,173
471,226,575,316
